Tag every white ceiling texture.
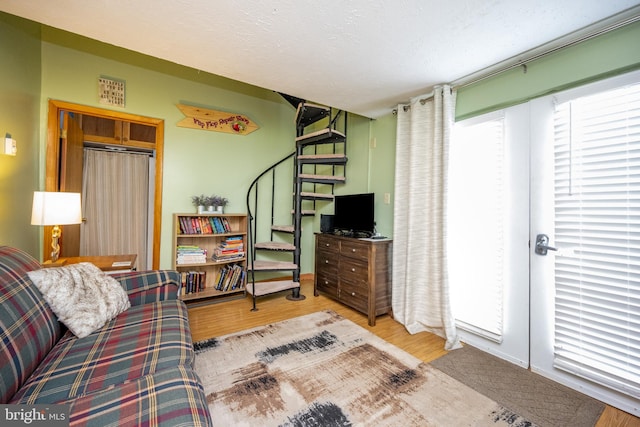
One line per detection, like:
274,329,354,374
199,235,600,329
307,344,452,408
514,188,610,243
1,1,639,118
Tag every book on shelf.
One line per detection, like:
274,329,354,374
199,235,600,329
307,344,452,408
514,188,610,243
198,217,212,234
214,264,245,292
176,245,207,264
180,271,206,295
178,216,192,234
212,235,245,261
177,215,234,235
210,217,222,233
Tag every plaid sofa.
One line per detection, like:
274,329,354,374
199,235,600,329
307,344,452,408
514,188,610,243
0,246,212,426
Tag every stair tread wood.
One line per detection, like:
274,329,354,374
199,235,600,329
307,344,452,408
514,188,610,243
296,128,346,146
246,280,300,297
271,224,294,233
299,173,346,184
255,241,296,251
300,192,335,200
291,209,316,216
248,260,297,271
298,154,348,164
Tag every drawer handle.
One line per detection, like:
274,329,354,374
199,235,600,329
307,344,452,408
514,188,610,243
324,281,329,285
351,292,356,296
325,260,329,264
351,267,355,272
325,243,330,247
351,248,356,252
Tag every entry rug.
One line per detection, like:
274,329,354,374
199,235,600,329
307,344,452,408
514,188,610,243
194,310,535,426
430,344,605,427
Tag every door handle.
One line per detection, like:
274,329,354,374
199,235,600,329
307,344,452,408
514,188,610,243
535,234,557,256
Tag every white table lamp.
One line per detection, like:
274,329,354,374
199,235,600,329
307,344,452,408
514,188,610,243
31,191,82,262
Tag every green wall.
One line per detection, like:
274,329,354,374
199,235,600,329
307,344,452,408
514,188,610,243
0,13,41,256
455,20,640,120
368,113,396,238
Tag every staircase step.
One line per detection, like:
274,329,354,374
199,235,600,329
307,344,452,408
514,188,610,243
296,128,346,147
255,241,295,251
296,103,330,128
301,192,335,201
299,174,346,185
291,209,316,216
271,224,294,233
247,260,297,272
246,280,300,297
298,154,348,165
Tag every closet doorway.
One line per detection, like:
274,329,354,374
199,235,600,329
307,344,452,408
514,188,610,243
44,100,165,269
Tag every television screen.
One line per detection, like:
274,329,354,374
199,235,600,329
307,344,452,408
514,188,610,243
333,193,375,236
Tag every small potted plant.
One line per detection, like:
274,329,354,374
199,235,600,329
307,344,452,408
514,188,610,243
210,195,229,213
191,194,209,214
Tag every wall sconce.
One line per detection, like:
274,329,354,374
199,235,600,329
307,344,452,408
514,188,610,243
31,191,82,263
2,133,17,156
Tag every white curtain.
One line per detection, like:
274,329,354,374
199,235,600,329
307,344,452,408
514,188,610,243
80,149,150,270
392,85,460,350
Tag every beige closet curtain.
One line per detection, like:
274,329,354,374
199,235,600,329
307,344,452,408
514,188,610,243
80,149,149,270
392,85,460,350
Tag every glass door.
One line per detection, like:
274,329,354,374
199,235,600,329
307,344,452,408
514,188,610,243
529,71,640,415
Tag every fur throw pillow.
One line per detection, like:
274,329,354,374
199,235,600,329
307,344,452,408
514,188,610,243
28,262,131,338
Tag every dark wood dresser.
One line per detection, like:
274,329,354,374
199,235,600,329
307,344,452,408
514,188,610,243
314,233,392,326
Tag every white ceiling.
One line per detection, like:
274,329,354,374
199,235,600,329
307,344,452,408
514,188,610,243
1,1,639,117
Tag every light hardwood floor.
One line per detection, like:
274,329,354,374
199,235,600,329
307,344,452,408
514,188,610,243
187,279,640,427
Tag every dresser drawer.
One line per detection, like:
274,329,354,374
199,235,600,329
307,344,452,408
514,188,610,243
339,282,368,313
315,250,339,273
340,239,369,261
340,258,369,288
317,234,339,252
316,270,338,299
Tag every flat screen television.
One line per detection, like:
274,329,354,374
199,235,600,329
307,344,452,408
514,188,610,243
333,193,375,237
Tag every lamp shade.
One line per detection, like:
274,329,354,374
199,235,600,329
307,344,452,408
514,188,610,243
31,191,82,226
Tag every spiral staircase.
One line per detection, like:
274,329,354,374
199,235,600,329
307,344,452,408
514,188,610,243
245,95,348,310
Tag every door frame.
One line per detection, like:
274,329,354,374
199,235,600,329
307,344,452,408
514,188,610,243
45,99,165,269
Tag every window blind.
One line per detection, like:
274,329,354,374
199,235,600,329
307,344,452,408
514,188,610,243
553,83,640,397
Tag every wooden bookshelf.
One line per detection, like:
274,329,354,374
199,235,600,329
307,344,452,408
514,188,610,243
172,213,247,303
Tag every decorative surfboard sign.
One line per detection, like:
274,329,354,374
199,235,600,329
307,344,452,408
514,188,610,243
176,104,259,135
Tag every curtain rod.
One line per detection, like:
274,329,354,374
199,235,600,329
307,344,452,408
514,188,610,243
451,5,640,90
393,87,451,114
84,145,154,156
392,6,640,114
